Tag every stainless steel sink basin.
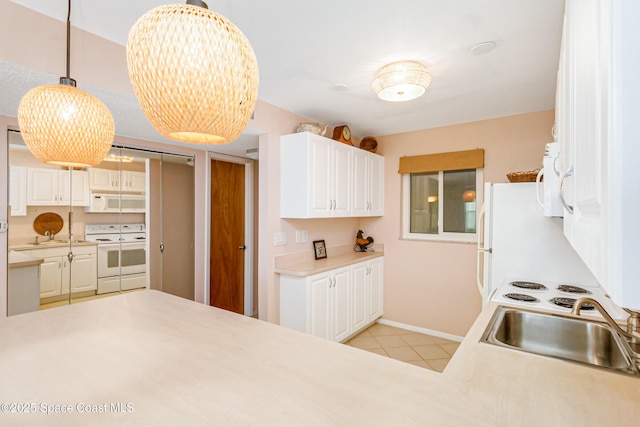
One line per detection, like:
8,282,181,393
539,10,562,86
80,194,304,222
482,306,639,377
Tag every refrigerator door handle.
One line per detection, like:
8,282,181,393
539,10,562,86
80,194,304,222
535,168,544,209
477,203,491,296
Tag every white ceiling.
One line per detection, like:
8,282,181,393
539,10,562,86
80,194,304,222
4,0,565,157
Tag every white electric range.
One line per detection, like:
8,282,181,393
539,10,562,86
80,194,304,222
85,224,147,294
490,278,627,321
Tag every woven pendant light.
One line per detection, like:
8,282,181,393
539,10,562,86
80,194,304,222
127,0,259,144
17,1,114,168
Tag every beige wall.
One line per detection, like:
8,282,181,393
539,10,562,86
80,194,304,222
360,110,555,336
0,0,556,335
246,101,361,322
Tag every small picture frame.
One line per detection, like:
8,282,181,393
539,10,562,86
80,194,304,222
313,240,327,260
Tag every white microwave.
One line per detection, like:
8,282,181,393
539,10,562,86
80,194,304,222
86,193,146,213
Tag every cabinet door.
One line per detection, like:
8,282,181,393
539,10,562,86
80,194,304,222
10,166,27,216
27,168,59,205
89,168,119,191
351,262,368,332
40,256,62,298
59,170,90,206
309,273,332,339
368,259,384,322
308,137,333,217
561,0,608,283
332,267,351,342
124,171,146,192
368,154,384,216
332,143,352,217
351,150,369,216
69,253,97,293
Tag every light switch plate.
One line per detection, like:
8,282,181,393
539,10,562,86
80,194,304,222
274,232,287,246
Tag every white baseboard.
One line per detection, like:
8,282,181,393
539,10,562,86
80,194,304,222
376,318,464,343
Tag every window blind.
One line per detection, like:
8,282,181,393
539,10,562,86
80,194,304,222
398,148,484,174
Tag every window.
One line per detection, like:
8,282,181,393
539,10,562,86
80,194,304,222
399,149,484,243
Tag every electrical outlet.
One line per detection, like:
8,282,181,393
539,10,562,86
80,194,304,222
274,232,288,246
301,230,308,243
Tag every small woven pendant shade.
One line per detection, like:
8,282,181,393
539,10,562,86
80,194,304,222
127,3,259,144
18,83,115,168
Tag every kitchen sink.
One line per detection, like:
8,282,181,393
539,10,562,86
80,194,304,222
31,239,85,246
482,306,639,377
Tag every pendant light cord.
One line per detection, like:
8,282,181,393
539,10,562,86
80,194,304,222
66,0,71,79
60,0,76,87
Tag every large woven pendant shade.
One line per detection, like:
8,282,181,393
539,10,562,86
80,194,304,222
18,82,115,168
126,1,259,144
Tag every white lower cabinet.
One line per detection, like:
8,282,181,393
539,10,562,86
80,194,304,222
39,257,63,298
280,257,384,342
27,245,98,298
60,253,98,294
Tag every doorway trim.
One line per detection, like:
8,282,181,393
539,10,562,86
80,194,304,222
206,152,255,316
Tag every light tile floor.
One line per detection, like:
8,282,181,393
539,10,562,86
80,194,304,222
343,323,460,372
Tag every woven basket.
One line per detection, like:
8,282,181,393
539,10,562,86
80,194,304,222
359,136,378,153
506,169,541,183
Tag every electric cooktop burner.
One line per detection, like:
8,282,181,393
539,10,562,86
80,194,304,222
549,297,595,310
504,293,540,303
557,284,592,295
510,281,548,291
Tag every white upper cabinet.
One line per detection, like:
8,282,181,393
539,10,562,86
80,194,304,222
558,0,640,309
9,166,27,216
89,168,119,192
352,149,383,216
122,171,146,192
281,132,384,218
26,168,90,207
89,168,146,193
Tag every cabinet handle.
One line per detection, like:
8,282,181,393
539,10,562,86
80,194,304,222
559,166,574,214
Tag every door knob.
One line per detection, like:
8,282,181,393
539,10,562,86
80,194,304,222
239,245,247,250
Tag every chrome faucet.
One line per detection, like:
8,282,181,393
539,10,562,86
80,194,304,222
571,298,640,347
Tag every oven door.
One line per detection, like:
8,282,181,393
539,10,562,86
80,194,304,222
97,242,146,277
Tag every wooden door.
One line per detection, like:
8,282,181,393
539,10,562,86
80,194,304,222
210,160,245,313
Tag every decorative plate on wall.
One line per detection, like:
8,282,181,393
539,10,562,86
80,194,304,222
33,212,64,236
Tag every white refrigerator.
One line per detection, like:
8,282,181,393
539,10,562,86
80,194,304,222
477,183,601,303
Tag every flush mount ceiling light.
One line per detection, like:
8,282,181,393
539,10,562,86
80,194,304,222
102,154,134,163
17,0,114,168
127,0,259,144
371,61,431,102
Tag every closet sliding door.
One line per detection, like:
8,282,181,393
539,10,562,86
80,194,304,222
147,152,195,299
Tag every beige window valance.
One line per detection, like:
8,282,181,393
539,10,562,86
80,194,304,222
398,148,484,174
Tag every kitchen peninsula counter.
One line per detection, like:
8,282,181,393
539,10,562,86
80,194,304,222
1,291,638,426
0,290,492,426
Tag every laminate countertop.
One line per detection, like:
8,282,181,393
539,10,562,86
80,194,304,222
0,290,493,426
1,291,638,426
275,245,383,277
8,250,44,268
